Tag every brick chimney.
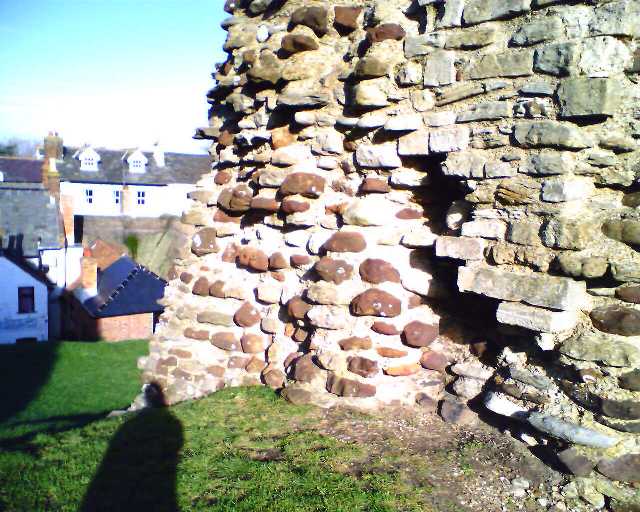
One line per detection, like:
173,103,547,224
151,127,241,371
46,158,60,198
44,132,63,160
60,194,75,244
41,132,62,199
121,185,135,216
80,247,98,295
153,142,165,168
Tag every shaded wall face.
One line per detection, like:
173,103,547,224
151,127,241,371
141,0,640,493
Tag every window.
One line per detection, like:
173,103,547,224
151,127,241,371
130,159,144,171
18,287,35,314
137,190,146,205
114,190,121,205
127,150,147,173
80,156,98,171
85,189,93,204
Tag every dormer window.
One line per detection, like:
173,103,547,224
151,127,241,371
77,147,100,171
82,157,96,170
126,149,148,174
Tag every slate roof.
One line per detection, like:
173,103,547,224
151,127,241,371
0,157,43,183
57,148,211,186
80,256,166,318
0,188,63,256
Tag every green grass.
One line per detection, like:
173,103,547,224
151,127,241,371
0,387,431,512
0,340,148,441
0,341,434,512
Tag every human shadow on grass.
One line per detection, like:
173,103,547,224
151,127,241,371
0,341,58,425
80,386,183,512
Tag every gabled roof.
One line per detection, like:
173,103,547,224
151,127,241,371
80,256,166,318
125,149,148,164
0,188,63,256
74,146,101,163
0,251,52,288
57,148,211,186
0,157,43,183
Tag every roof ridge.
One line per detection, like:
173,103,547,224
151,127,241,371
0,156,39,161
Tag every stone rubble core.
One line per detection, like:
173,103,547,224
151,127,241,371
138,0,640,507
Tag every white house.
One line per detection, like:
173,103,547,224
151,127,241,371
0,133,212,343
0,173,85,340
54,142,210,219
0,254,50,344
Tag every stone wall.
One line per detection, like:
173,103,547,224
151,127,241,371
138,0,640,506
80,215,192,278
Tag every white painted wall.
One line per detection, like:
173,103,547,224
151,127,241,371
39,245,84,294
0,257,48,344
59,182,195,218
165,184,196,215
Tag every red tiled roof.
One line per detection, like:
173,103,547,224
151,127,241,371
87,239,128,270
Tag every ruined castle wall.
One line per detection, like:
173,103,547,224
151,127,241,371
139,0,640,504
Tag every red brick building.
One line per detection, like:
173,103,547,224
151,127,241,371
64,252,165,342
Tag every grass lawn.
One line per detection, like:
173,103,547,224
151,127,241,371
0,341,540,512
0,341,426,512
0,385,434,512
0,340,148,441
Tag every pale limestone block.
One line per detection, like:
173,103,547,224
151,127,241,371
458,265,589,311
356,143,402,168
461,219,507,240
398,130,430,156
496,302,579,333
541,176,595,203
436,236,487,260
429,126,470,153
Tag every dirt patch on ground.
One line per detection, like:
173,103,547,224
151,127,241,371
301,405,596,512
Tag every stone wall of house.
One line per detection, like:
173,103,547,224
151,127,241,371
137,0,640,506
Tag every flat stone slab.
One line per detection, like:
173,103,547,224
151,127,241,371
496,302,578,333
458,265,588,311
463,0,531,25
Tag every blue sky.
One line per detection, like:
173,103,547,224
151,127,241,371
0,0,227,153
